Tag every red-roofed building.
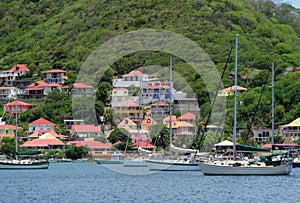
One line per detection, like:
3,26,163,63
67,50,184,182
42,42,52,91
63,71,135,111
0,64,30,86
178,112,196,123
112,100,144,122
24,81,62,99
10,64,30,72
42,69,67,84
68,138,111,157
28,130,67,140
69,82,95,97
150,101,169,121
112,70,149,88
71,124,102,139
131,137,156,150
141,83,171,104
28,118,55,134
0,124,21,137
21,133,65,151
4,100,34,116
141,117,157,130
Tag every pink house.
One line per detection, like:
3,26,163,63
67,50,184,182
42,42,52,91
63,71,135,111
4,100,34,116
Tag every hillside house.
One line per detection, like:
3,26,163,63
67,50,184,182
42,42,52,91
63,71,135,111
28,118,55,134
113,70,149,88
280,118,300,141
71,124,102,139
4,100,34,116
0,64,30,86
43,69,67,84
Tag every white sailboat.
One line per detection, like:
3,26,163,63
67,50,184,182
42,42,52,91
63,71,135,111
198,34,292,175
145,56,201,171
123,78,149,168
0,89,49,170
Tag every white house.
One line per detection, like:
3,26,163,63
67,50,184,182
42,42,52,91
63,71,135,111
28,118,55,134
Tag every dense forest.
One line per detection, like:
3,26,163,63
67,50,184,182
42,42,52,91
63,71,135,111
0,0,300,144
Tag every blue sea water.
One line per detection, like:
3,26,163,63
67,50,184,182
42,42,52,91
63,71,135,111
0,162,299,203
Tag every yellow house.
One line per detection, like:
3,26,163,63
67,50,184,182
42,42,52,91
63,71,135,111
281,118,300,141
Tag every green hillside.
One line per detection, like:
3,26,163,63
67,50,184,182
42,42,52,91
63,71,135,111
1,0,300,144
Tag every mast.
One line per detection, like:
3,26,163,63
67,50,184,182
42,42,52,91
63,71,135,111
169,55,173,158
233,34,239,160
271,62,275,148
137,77,142,154
15,88,18,160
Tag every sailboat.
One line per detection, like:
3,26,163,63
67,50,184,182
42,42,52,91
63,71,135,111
0,89,49,170
145,56,201,171
198,34,292,175
123,78,149,168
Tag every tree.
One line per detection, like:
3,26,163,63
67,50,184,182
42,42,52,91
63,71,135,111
96,82,112,106
65,145,88,160
107,128,130,144
150,123,170,149
0,136,16,158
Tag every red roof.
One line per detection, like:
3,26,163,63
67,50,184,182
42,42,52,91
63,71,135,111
28,130,67,139
142,85,170,89
28,81,62,87
178,112,196,120
123,70,144,77
72,140,111,149
0,124,18,130
21,139,64,147
29,118,54,125
151,101,168,106
42,69,67,73
71,125,101,132
10,64,30,72
73,83,94,89
4,100,32,106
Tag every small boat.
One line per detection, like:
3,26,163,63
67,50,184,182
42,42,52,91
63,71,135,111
0,159,49,170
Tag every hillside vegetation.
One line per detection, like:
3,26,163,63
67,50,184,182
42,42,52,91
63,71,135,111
0,0,300,143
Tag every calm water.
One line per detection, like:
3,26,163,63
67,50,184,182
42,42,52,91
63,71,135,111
0,162,299,203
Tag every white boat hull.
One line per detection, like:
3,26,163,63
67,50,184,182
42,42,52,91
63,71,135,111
198,162,292,175
0,160,49,170
145,159,201,171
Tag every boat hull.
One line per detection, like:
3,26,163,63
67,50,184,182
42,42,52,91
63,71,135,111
94,158,123,164
145,159,201,171
198,162,291,175
123,160,148,167
0,160,49,170
292,161,300,168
